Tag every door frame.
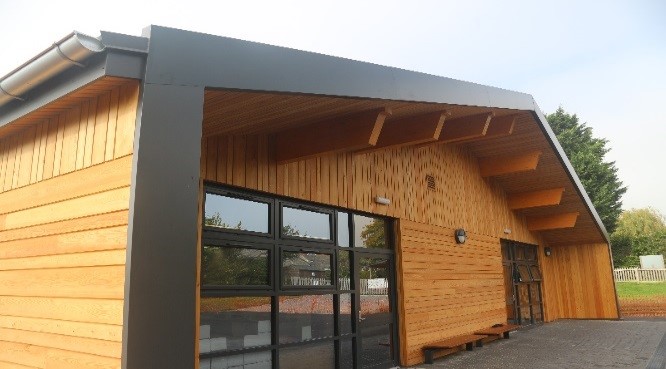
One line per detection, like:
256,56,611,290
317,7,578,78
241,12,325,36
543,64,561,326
353,250,400,368
500,240,544,325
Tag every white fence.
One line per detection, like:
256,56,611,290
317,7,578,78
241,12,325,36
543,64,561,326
614,268,666,282
289,277,388,295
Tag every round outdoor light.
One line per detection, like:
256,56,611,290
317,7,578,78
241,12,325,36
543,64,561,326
544,247,552,257
454,228,467,244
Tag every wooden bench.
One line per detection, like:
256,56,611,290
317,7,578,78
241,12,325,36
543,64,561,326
422,334,487,364
474,324,520,339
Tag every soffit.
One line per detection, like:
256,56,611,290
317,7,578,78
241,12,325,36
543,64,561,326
203,89,606,246
0,76,136,139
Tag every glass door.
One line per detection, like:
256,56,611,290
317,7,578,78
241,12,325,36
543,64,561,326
200,186,399,369
355,254,397,369
500,241,544,325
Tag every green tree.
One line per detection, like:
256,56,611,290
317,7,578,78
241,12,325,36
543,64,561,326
360,219,386,249
612,208,666,267
546,107,626,233
609,232,633,267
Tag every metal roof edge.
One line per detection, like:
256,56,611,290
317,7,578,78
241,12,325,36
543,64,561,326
529,98,610,243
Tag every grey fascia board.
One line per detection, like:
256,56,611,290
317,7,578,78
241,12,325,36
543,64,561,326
143,25,535,110
530,100,610,243
142,25,608,244
99,31,149,52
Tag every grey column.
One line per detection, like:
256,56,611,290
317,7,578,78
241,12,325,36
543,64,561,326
122,82,204,369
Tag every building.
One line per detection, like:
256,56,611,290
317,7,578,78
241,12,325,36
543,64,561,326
0,26,619,369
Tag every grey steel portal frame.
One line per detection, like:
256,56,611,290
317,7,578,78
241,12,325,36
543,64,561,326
0,25,614,369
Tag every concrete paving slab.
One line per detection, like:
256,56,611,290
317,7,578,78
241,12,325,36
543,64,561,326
406,320,666,369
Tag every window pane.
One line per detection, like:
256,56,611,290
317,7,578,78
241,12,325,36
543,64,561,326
338,250,351,290
533,305,543,322
337,212,350,247
282,206,331,240
200,351,272,369
339,293,353,335
200,297,271,353
524,247,536,260
279,341,334,369
514,246,525,260
360,324,394,369
279,295,334,344
339,339,354,369
354,215,387,249
529,265,542,281
530,284,542,302
282,252,332,286
205,194,269,233
517,265,531,282
360,257,391,326
202,246,269,286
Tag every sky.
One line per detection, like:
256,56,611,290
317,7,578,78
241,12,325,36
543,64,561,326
1,0,664,215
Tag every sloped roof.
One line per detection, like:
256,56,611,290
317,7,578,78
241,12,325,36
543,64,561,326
0,25,608,245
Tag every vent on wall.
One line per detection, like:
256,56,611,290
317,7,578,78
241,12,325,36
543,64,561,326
426,175,436,190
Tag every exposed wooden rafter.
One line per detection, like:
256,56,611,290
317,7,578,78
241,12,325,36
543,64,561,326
454,114,517,144
275,108,391,163
527,212,579,231
359,111,449,152
439,112,494,143
508,187,565,210
478,150,542,177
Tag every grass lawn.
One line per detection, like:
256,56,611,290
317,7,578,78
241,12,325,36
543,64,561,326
616,282,666,299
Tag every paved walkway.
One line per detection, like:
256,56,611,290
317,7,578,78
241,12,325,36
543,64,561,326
408,320,666,369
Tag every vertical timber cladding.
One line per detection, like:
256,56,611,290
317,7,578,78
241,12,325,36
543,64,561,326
201,134,541,366
0,80,139,369
539,243,619,320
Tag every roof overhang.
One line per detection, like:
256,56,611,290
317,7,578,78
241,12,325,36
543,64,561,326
0,25,609,244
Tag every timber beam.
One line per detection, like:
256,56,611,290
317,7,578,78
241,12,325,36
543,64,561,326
359,110,449,152
478,150,542,177
439,112,494,143
508,188,565,210
454,114,517,144
527,212,579,231
275,108,391,163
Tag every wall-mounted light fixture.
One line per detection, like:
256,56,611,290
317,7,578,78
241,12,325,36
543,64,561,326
375,196,391,205
544,247,552,257
455,228,467,244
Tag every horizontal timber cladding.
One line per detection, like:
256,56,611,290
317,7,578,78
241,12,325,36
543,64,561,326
397,220,506,366
0,80,138,369
201,134,542,366
201,134,539,240
539,243,619,320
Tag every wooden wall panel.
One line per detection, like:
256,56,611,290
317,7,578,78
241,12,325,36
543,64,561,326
202,135,540,366
539,243,619,321
201,133,619,365
0,81,138,369
0,80,139,194
202,134,537,241
397,220,506,365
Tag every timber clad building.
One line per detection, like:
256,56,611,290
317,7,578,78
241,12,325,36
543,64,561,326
0,26,619,369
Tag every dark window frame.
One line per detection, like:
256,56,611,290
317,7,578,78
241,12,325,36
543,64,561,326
203,188,275,238
280,246,335,290
200,183,397,368
200,240,274,291
351,213,389,249
279,201,335,243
